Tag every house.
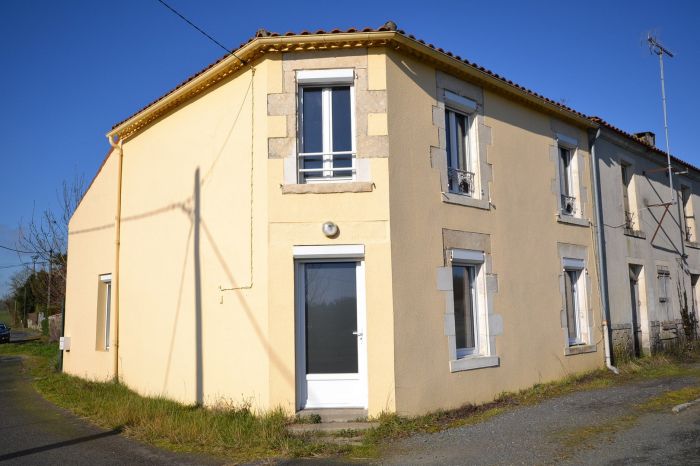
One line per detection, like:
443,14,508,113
64,22,609,416
590,119,700,359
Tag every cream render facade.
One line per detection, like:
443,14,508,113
63,27,606,416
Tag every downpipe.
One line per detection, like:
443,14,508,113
590,128,619,375
107,134,124,381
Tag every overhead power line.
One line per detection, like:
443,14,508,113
154,0,246,64
0,263,33,270
0,244,35,254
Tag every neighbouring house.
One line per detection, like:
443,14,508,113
65,22,617,416
591,119,700,359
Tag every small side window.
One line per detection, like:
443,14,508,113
97,274,112,351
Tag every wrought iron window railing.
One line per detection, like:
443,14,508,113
298,151,355,182
624,210,635,230
560,194,577,216
448,167,475,197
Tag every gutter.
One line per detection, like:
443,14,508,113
589,128,619,374
107,135,124,381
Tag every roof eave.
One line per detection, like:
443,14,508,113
107,30,596,141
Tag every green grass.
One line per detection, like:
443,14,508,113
1,341,699,463
0,341,345,463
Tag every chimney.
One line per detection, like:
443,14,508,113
634,131,656,147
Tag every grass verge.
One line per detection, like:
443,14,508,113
1,341,698,462
0,341,346,463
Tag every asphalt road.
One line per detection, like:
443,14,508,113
0,355,220,465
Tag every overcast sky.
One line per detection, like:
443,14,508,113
1,0,698,296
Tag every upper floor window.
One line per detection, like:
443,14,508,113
559,147,575,215
621,162,635,229
297,69,355,184
444,91,479,198
681,185,695,242
556,133,579,217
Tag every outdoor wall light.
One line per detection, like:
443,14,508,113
322,221,339,238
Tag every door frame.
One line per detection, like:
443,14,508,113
293,245,367,410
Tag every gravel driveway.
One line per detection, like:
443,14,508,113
379,375,700,465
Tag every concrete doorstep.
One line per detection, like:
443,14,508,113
288,408,378,444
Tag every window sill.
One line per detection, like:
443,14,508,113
564,344,596,356
449,355,499,372
281,182,374,194
624,228,646,239
442,192,490,210
556,214,589,227
685,240,700,250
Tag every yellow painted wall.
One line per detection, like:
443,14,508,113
266,49,396,415
65,44,603,417
114,61,271,407
64,150,117,380
385,50,603,415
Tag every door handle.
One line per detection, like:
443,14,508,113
352,331,363,337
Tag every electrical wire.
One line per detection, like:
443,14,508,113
0,263,34,270
0,244,35,254
154,0,245,64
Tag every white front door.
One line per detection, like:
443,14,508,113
296,260,367,409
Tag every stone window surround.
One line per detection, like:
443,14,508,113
430,71,493,210
267,49,388,194
436,229,501,372
557,243,596,356
551,127,590,227
617,154,644,236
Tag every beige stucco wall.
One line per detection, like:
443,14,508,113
116,60,271,407
385,50,603,415
265,49,396,415
64,150,117,380
64,48,396,415
65,44,606,417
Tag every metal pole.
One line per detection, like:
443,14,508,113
657,50,674,204
47,249,52,325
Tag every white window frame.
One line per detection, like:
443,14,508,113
99,273,112,351
556,133,580,217
296,69,356,184
444,91,480,198
450,249,489,358
562,259,588,346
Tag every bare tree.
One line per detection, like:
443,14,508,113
17,174,86,315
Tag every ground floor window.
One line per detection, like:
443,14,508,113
453,264,478,357
450,249,489,358
562,258,588,346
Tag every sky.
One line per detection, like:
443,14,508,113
0,0,698,296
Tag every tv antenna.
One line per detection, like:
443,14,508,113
647,33,675,203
